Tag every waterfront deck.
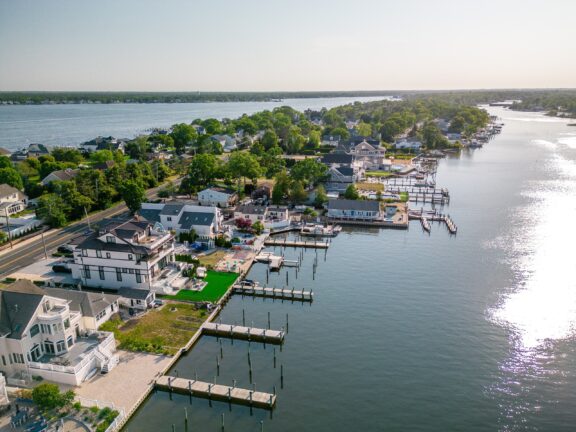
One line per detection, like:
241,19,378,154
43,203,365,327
233,285,313,302
203,322,285,344
155,376,276,409
264,239,330,248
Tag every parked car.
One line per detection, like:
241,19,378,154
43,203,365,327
57,245,74,254
152,299,164,308
52,263,71,273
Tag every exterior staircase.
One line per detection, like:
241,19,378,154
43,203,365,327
94,345,119,374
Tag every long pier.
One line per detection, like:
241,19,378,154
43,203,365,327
409,210,458,234
264,239,329,249
203,322,285,344
233,285,313,302
155,376,276,409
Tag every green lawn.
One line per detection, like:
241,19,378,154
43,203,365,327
366,171,394,178
166,270,238,302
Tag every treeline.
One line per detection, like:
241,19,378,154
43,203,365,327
0,91,396,105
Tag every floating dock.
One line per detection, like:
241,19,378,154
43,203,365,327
203,322,285,344
155,376,276,409
233,285,313,302
264,239,330,249
409,210,457,234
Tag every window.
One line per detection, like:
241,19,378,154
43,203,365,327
116,268,122,282
67,336,73,347
167,217,172,221
83,265,91,279
106,252,111,259
106,236,115,243
99,266,105,280
40,324,52,335
96,250,102,258
129,269,134,274
64,319,70,329
128,254,133,261
82,249,88,257
122,268,128,273
135,270,142,283
56,340,66,352
30,344,41,362
1,355,5,366
43,341,55,355
30,324,40,337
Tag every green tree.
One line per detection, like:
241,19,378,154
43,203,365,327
170,123,198,154
314,184,328,208
344,184,359,200
187,154,219,190
0,156,12,169
125,136,150,160
52,148,84,164
290,158,327,187
252,220,265,235
121,180,145,214
0,167,23,190
52,180,93,220
290,180,307,204
227,152,262,190
201,118,223,135
260,129,279,150
357,122,372,137
32,383,74,410
272,171,290,204
90,150,114,163
36,194,68,227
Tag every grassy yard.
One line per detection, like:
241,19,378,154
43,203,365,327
100,301,208,355
165,270,238,303
355,182,384,192
198,250,228,268
366,171,394,178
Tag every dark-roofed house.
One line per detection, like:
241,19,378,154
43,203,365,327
117,287,155,311
327,199,382,221
140,202,222,245
68,217,176,291
80,136,125,154
325,166,357,193
0,280,119,385
92,160,115,171
320,153,354,166
234,204,267,224
197,187,237,208
40,168,80,186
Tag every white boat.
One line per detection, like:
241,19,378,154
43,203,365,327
300,223,342,237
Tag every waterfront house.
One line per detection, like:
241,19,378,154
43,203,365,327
68,218,176,292
44,287,119,331
327,199,382,221
265,206,291,229
325,166,357,193
10,144,50,161
210,135,238,153
80,136,125,154
348,140,387,171
0,184,27,216
197,187,237,208
40,168,79,186
234,204,267,224
139,202,222,245
394,137,423,151
191,124,206,135
0,280,119,386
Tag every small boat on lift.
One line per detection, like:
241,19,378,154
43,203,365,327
300,223,342,237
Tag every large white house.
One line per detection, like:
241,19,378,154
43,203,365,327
69,218,175,291
0,184,27,216
348,140,387,170
197,187,237,208
140,202,222,245
0,280,118,386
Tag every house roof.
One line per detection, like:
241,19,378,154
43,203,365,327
235,204,267,215
0,280,45,339
200,187,236,196
93,160,115,170
321,153,353,165
117,287,153,301
335,166,354,176
328,199,380,212
180,211,215,229
27,143,49,154
43,168,79,183
139,209,162,223
0,183,23,199
160,203,186,216
45,288,119,318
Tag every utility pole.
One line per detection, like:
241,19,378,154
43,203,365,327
84,207,91,230
4,207,13,249
40,230,48,259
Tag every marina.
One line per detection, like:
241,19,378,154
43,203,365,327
263,239,330,249
233,285,314,302
155,376,277,409
202,322,285,344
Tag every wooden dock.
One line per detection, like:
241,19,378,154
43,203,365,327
203,322,285,344
155,376,276,409
264,239,329,249
233,285,313,302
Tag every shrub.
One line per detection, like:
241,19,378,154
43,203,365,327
32,383,74,410
73,402,82,411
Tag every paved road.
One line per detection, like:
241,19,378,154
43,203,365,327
0,179,181,278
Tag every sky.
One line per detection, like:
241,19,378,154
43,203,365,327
1,0,575,91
